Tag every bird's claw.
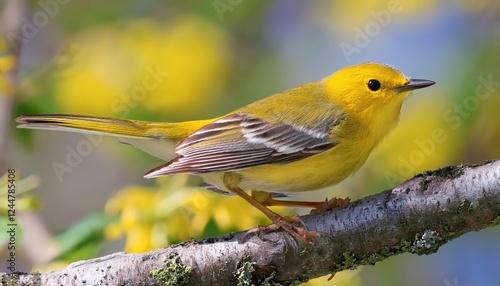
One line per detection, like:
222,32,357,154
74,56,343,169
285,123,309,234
244,215,325,243
310,197,351,214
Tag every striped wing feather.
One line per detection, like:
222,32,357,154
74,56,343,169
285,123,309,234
145,113,338,177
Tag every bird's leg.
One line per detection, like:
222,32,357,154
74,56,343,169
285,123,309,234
223,173,321,242
251,190,350,214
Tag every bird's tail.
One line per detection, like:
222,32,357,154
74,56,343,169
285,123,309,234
16,114,211,160
17,114,167,139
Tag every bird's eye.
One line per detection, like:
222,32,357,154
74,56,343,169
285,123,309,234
367,79,381,91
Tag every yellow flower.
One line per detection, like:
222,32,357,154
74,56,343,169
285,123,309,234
104,175,285,253
0,37,16,97
54,16,230,119
104,185,159,253
124,224,154,253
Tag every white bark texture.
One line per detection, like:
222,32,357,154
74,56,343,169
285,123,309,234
3,160,500,285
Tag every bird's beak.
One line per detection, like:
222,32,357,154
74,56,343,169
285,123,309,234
397,79,435,93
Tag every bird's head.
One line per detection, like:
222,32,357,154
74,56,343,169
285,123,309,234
324,62,435,115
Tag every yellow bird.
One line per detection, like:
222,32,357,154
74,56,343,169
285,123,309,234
16,62,434,240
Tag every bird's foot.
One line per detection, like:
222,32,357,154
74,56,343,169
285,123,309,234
245,214,324,243
310,197,350,214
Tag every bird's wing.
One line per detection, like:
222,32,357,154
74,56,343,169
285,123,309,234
145,112,343,177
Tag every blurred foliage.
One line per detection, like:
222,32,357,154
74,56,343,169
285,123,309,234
6,0,500,285
52,213,112,262
317,0,438,36
52,16,231,120
368,97,462,190
0,38,16,97
0,171,41,212
103,175,286,253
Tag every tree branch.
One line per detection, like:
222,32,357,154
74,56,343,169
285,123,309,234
4,160,500,285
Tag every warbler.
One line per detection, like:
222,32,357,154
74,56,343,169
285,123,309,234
16,62,434,240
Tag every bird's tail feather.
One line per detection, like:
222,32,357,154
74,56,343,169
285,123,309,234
15,114,213,160
16,114,163,139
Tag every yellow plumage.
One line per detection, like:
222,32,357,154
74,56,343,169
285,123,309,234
17,62,434,240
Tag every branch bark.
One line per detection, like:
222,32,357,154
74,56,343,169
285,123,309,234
4,160,500,285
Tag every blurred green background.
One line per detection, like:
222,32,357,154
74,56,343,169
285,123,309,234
1,0,500,285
